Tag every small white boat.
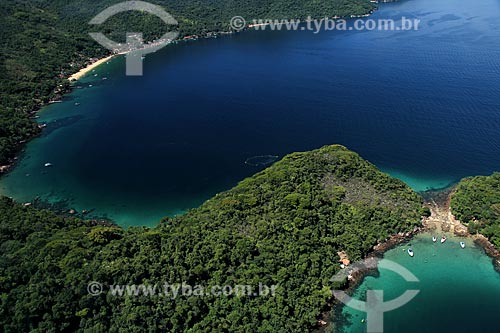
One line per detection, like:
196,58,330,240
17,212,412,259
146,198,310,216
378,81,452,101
408,248,414,257
44,163,53,167
441,236,447,244
460,242,465,249
432,236,437,242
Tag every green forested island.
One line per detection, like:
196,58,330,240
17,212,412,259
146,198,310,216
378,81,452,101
451,173,500,249
0,145,425,332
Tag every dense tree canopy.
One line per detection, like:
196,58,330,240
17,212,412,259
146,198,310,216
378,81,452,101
0,1,432,332
451,173,500,248
0,145,425,332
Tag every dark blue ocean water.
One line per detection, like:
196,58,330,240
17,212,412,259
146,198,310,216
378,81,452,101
2,0,500,226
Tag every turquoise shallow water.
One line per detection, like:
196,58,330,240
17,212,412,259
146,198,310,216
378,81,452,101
2,0,500,226
335,234,500,333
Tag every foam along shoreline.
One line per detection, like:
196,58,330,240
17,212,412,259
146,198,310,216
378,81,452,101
68,55,116,81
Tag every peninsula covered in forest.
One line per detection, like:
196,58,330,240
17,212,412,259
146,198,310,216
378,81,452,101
0,145,427,332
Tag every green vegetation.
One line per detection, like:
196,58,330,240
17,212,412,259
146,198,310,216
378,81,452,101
0,0,375,166
3,0,500,330
0,1,426,331
451,173,500,248
0,145,425,332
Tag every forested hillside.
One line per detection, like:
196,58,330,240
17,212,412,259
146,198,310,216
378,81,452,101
0,0,375,166
0,145,425,332
0,2,419,332
451,173,500,248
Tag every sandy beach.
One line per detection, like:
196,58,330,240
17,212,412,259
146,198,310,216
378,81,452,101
422,188,500,269
68,55,116,81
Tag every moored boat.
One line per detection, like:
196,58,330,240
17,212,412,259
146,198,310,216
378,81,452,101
432,236,437,242
44,163,53,167
441,236,447,244
408,248,414,257
460,242,465,249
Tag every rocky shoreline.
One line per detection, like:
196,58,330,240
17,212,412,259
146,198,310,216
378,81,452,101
474,235,500,272
315,185,500,332
422,187,500,270
313,221,424,332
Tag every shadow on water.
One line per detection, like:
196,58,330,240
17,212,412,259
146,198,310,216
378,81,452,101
30,197,116,225
41,115,85,136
